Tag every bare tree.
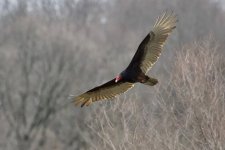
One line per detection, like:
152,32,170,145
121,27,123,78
0,12,88,149
84,38,225,150
0,0,225,149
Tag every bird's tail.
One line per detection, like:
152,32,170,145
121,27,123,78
144,76,158,86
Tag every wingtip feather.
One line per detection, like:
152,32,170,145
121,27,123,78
81,99,92,107
154,11,178,29
73,93,89,107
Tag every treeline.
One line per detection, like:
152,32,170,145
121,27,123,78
0,0,224,149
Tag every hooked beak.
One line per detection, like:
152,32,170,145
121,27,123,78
115,75,122,83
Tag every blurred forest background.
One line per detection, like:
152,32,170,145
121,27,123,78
0,0,225,150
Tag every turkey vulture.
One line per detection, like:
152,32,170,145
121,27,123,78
74,11,177,107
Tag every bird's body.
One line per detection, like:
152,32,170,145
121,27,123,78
74,11,177,107
121,65,142,83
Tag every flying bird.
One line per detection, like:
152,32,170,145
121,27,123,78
74,11,177,107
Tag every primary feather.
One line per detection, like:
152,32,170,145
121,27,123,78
139,11,177,73
74,79,134,107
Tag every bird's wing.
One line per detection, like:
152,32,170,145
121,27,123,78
129,11,177,74
74,79,134,107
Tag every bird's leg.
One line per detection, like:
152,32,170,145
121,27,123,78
139,75,158,86
137,73,147,83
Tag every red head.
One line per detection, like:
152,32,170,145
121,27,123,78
115,75,122,83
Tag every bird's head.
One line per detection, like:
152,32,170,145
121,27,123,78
115,74,122,83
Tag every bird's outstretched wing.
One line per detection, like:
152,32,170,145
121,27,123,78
74,79,134,107
129,11,177,74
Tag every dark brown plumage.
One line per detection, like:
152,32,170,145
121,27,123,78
74,11,177,107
